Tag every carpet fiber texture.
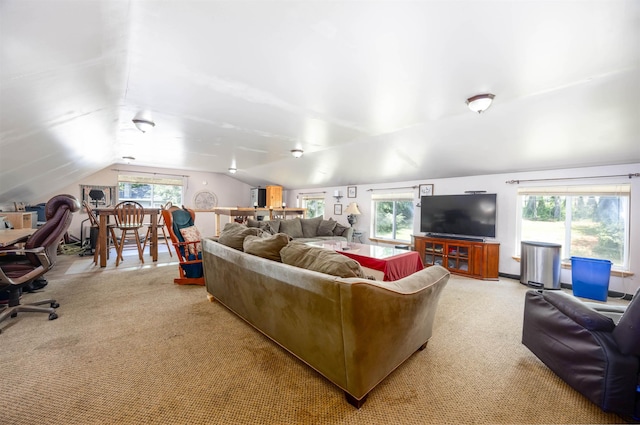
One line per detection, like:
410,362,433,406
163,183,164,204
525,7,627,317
0,255,628,424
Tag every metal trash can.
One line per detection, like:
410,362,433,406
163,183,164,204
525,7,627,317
520,241,562,289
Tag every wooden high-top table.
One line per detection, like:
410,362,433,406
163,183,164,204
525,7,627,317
95,207,160,267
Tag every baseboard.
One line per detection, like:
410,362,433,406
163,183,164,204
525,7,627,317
498,273,633,300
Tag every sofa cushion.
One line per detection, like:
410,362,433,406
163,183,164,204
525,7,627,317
300,215,323,238
263,220,280,234
179,225,202,255
243,233,291,262
280,243,366,278
317,219,337,236
218,223,264,251
247,218,260,228
333,222,350,237
279,218,304,239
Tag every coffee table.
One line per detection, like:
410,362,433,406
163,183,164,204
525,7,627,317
306,241,424,281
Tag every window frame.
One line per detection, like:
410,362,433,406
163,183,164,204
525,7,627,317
516,184,631,271
371,192,415,243
301,196,325,218
117,174,184,207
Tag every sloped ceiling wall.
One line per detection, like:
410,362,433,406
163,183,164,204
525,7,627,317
2,0,639,204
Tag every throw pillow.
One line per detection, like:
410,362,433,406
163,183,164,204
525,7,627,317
247,218,260,228
280,243,366,278
243,233,291,262
317,219,337,236
333,222,349,237
262,220,280,233
179,225,202,255
218,223,264,251
278,218,304,239
300,215,323,238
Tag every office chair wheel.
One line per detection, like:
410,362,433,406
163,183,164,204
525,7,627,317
48,312,58,320
51,302,60,308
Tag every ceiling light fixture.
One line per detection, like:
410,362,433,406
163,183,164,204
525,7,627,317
291,149,304,158
132,118,156,133
228,167,237,174
466,94,495,114
122,156,135,164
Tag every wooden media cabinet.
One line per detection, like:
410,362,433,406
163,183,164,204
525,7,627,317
414,235,499,280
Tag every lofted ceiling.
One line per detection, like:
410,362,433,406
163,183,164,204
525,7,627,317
1,0,639,202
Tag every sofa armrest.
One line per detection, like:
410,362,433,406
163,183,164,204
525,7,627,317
542,290,616,332
342,227,354,241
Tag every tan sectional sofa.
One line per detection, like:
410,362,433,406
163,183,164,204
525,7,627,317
202,237,450,407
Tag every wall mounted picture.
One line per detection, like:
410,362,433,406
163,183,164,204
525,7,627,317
81,185,116,208
334,204,343,215
347,186,357,198
419,184,434,197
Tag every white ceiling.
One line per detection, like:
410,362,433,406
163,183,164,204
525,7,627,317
1,0,639,201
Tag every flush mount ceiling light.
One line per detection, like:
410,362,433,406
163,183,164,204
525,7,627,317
122,156,135,164
466,94,495,114
228,167,237,174
132,117,156,133
291,149,304,158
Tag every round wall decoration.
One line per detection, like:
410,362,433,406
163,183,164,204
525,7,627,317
193,190,218,210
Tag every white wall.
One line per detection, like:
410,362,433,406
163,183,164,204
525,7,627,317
285,163,640,295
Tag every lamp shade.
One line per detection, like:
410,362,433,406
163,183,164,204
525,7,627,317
466,94,495,113
344,202,361,215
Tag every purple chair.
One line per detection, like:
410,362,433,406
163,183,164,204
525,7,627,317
0,194,80,332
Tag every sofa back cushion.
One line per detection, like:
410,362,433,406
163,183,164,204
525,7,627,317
280,243,366,278
317,219,338,236
218,223,264,251
333,222,350,237
279,218,304,238
243,233,291,262
300,215,323,238
612,287,640,355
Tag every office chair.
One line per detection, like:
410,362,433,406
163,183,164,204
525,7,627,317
0,194,80,332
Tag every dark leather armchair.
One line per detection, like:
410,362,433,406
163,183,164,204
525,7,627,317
0,194,80,332
522,289,640,421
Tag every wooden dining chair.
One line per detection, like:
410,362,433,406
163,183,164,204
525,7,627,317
142,201,173,257
112,201,146,266
83,201,120,265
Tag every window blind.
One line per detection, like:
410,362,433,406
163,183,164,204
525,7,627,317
517,184,630,196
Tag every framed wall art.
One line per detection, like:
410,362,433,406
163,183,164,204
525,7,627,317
347,186,357,198
334,204,343,215
419,184,434,197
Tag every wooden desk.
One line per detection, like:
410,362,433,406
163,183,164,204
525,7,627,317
212,207,307,236
0,228,37,248
95,207,160,267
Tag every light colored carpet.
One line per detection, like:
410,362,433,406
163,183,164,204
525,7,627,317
0,253,628,424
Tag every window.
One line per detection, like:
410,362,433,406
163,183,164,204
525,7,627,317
301,196,325,218
517,185,630,269
371,192,414,242
118,174,184,207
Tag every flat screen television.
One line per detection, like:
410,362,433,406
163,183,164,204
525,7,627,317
420,193,497,239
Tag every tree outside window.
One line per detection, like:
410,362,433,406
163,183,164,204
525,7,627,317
303,197,325,218
519,185,630,268
372,195,414,242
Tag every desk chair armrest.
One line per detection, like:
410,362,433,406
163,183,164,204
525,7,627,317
0,247,52,271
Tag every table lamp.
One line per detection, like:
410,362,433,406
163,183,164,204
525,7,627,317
344,202,361,227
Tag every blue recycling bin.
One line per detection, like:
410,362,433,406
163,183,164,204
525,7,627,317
570,256,612,301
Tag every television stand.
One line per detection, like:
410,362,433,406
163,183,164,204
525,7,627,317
414,235,499,280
